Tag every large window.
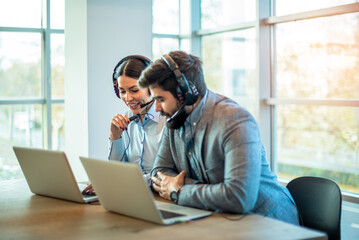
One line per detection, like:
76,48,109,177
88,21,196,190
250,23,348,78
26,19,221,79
152,0,191,59
200,0,257,119
151,0,359,199
268,2,359,196
202,29,258,117
0,0,65,180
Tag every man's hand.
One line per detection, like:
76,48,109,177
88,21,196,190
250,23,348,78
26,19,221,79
151,171,186,200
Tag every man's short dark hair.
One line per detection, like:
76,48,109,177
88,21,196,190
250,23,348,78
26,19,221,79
138,51,207,100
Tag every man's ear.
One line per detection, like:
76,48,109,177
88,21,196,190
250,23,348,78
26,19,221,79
148,84,156,96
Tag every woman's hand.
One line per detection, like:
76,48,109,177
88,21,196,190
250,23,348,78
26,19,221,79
109,114,130,140
82,183,96,195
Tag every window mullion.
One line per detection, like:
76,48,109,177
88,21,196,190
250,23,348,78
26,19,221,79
42,0,52,149
190,0,201,56
257,0,273,170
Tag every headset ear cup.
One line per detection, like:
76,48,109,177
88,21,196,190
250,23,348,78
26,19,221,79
183,80,198,105
113,77,121,99
176,77,198,105
175,83,184,103
184,93,198,105
177,89,185,104
191,84,198,96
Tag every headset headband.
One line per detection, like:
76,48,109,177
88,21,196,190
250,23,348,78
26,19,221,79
112,55,151,99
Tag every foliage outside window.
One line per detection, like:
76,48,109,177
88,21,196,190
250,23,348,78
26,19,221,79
275,13,359,194
0,0,65,181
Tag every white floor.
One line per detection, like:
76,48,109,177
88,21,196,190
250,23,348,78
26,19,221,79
342,201,359,240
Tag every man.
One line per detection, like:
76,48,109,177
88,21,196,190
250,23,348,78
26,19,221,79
138,51,299,225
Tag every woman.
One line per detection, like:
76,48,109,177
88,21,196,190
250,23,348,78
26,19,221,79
83,55,166,193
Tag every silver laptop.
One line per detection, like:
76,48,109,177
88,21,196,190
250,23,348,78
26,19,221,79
80,157,212,225
13,146,98,203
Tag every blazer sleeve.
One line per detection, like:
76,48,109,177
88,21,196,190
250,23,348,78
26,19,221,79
178,114,263,213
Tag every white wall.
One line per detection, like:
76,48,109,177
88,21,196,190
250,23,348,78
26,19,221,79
65,0,89,180
65,0,152,180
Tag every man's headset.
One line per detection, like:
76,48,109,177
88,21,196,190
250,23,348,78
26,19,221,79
112,55,151,99
161,54,198,106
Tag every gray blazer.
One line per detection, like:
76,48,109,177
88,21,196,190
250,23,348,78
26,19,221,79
152,90,299,225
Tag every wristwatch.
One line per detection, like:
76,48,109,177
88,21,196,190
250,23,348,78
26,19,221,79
170,185,183,204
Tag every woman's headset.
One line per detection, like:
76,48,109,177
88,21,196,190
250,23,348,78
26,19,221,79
112,55,151,99
161,54,198,106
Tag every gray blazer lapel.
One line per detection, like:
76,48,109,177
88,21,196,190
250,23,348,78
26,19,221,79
192,91,217,183
194,122,208,181
173,129,189,172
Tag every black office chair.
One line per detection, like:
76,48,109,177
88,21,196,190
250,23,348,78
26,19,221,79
286,176,342,240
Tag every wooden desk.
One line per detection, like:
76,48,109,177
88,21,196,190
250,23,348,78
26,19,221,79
0,179,327,240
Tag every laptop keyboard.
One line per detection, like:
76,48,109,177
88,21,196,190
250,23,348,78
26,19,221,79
159,210,185,219
82,192,96,198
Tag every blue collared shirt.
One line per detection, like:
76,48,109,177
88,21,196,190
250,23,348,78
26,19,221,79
108,103,166,175
178,90,208,182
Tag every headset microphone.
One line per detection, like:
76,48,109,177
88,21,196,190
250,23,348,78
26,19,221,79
139,99,154,108
128,99,154,122
129,114,140,122
167,105,185,123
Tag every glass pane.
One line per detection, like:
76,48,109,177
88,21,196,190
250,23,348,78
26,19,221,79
0,0,42,28
276,0,356,16
0,32,42,98
180,0,190,35
276,13,359,99
52,104,65,150
51,0,65,29
153,0,179,34
202,29,258,119
201,0,255,29
51,34,65,98
277,105,359,194
0,104,42,180
180,38,190,53
152,38,179,60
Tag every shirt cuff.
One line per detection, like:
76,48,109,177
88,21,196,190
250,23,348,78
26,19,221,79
108,138,125,161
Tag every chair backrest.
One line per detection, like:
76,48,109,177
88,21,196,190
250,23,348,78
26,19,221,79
286,176,342,240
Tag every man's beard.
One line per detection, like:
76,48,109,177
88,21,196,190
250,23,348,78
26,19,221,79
160,104,189,130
